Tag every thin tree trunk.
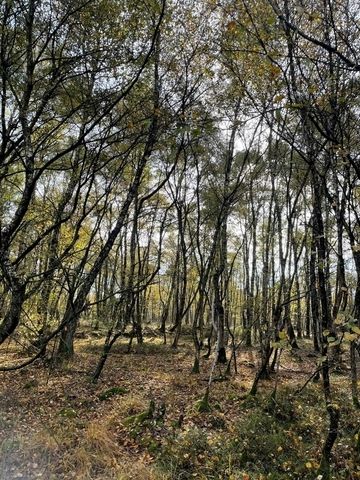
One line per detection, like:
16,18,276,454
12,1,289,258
312,166,339,479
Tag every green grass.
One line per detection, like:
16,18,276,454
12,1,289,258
156,382,360,480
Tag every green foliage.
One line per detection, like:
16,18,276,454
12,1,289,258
58,407,77,419
1,439,20,453
158,383,360,479
191,387,212,413
122,399,167,455
23,379,38,389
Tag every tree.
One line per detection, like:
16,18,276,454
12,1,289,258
0,0,166,355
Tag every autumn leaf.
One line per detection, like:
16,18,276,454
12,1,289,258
344,332,357,342
274,94,285,102
317,356,327,366
334,315,344,325
227,20,237,31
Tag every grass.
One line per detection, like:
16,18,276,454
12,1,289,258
0,336,360,479
159,382,359,479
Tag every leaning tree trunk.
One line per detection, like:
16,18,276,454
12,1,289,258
0,282,26,345
0,256,26,345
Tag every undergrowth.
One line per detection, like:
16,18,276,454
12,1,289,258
1,338,360,479
157,382,360,479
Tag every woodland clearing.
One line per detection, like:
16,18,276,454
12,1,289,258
0,331,359,480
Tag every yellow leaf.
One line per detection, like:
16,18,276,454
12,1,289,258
309,11,321,20
344,332,357,342
278,331,286,339
268,65,281,78
274,94,285,103
352,326,360,335
306,462,312,469
323,330,330,336
277,446,283,452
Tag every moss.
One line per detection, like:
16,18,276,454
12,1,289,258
58,408,77,418
193,387,211,413
191,356,200,374
98,386,127,401
123,399,155,425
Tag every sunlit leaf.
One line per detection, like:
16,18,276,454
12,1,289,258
344,332,357,342
309,11,321,20
317,356,327,366
274,94,285,102
334,316,344,325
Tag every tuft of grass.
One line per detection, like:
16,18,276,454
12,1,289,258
64,421,122,479
23,379,38,389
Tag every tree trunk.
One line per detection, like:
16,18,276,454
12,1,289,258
0,255,27,345
312,166,339,479
0,282,26,345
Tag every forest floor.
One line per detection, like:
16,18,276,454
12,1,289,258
0,329,360,480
